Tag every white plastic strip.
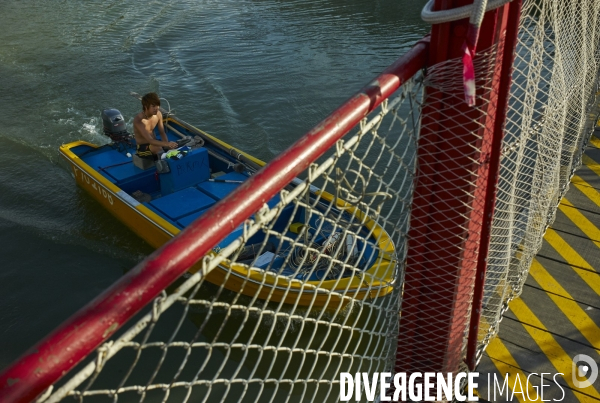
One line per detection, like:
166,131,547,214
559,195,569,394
116,190,140,207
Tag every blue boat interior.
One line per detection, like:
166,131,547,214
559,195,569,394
69,122,379,280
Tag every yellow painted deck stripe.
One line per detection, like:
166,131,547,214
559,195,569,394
571,175,600,209
543,229,600,297
484,336,536,402
529,259,600,349
479,137,600,401
508,298,600,400
559,198,600,250
589,136,600,148
583,154,600,176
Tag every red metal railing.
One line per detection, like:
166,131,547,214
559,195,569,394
0,39,428,403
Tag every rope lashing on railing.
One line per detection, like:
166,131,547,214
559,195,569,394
421,0,513,106
421,0,513,24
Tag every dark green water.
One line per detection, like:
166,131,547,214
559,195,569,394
0,0,428,371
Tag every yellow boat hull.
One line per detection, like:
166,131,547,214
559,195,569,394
60,133,397,307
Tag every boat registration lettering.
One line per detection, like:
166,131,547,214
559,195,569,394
73,167,114,205
175,160,202,176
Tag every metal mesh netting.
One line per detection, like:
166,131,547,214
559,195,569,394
393,0,600,380
474,0,600,365
396,39,504,375
39,78,423,403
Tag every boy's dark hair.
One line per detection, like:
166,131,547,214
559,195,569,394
141,92,161,111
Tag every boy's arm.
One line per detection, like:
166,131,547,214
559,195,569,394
156,111,169,143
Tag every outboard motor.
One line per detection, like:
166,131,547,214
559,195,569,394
101,108,130,142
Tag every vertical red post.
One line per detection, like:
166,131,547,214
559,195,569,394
466,0,523,371
396,0,515,375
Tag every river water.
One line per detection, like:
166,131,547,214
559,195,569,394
0,0,428,374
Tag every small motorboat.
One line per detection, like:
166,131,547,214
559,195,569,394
59,102,398,306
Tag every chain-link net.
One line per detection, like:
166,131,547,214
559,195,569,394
474,0,600,366
38,76,423,403
396,37,504,376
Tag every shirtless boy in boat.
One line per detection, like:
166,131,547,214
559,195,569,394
134,92,178,158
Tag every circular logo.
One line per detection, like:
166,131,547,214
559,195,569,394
572,354,599,388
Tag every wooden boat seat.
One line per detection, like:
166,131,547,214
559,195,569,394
86,150,159,195
149,187,216,221
83,148,130,171
197,172,247,199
